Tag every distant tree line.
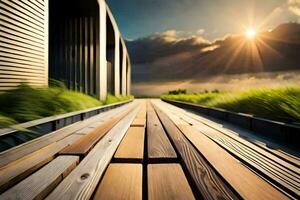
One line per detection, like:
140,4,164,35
168,89,187,95
168,89,220,95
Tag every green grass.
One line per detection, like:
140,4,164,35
0,84,133,128
161,87,300,124
105,94,134,105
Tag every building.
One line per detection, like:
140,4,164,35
0,0,131,100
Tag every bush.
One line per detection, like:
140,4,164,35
0,114,17,129
161,87,300,124
0,83,133,128
168,89,187,95
105,94,134,105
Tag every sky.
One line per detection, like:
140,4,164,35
106,0,300,95
107,0,300,41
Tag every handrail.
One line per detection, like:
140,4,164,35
0,100,133,137
162,99,300,150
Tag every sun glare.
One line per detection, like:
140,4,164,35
246,29,256,39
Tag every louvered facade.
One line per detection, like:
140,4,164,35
0,0,131,100
0,0,48,92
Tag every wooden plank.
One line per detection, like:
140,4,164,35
0,134,82,193
148,164,195,200
0,156,79,200
136,101,146,119
159,101,300,197
131,118,146,127
152,103,238,200
0,102,134,168
60,107,134,156
0,99,132,137
178,125,289,200
147,102,176,160
46,107,139,200
74,127,95,135
160,100,300,170
130,100,146,127
0,122,82,168
165,107,289,200
93,164,142,200
114,127,145,162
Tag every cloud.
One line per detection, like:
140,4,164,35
288,0,300,4
127,29,210,64
132,70,300,96
197,29,205,34
289,6,300,16
287,0,300,20
127,23,300,91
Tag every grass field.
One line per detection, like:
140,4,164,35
0,84,133,128
161,87,300,125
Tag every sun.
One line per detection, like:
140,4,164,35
245,29,256,39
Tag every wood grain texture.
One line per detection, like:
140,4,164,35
161,100,300,171
131,118,146,127
147,102,176,160
152,103,238,200
93,164,142,200
136,101,146,119
255,142,300,168
159,101,300,198
0,122,82,168
148,164,195,200
60,107,133,155
114,127,145,161
0,134,82,193
0,102,134,168
130,101,146,127
177,124,288,200
0,156,79,200
46,107,139,200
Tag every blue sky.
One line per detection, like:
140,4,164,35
107,0,300,95
107,0,299,41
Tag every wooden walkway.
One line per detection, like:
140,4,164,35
0,99,299,200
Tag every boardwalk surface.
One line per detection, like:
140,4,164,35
0,99,299,200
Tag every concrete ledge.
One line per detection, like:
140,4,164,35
162,99,300,150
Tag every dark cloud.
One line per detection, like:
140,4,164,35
132,70,300,96
127,30,209,64
127,23,300,84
